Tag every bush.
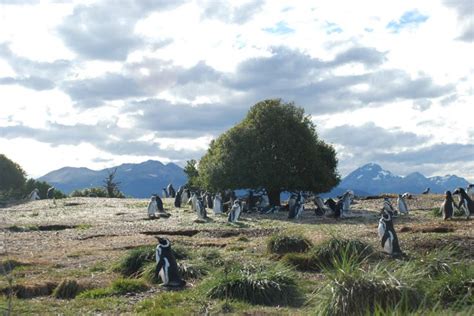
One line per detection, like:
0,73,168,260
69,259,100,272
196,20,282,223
70,187,108,198
78,279,148,299
113,246,155,277
206,263,303,307
267,234,312,255
53,279,82,299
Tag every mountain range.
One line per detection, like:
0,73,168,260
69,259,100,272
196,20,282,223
325,163,470,197
39,161,470,198
38,160,187,198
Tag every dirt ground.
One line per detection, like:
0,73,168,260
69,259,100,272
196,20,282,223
1,194,472,313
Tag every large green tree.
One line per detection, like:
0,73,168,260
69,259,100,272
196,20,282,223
0,154,26,193
198,99,340,206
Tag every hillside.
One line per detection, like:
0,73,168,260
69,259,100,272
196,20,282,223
38,160,187,198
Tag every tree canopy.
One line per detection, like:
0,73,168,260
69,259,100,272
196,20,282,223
198,99,340,205
0,154,26,192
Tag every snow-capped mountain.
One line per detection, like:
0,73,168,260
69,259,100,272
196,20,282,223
326,163,470,196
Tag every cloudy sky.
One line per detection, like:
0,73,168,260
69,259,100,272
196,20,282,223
0,0,472,181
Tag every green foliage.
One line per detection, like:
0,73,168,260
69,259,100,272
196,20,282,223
70,187,108,197
113,246,155,277
0,154,26,193
78,279,148,299
23,178,67,199
53,279,82,299
206,263,303,307
78,288,113,299
136,290,199,315
184,159,200,189
266,234,312,255
103,168,124,198
198,99,340,196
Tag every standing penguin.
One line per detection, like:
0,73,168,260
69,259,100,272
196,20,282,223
397,194,409,215
228,199,242,223
453,188,473,219
174,188,182,208
162,188,169,198
195,197,207,220
181,189,189,208
29,189,40,201
188,193,198,212
167,184,176,198
204,192,213,209
378,208,402,256
213,193,223,214
288,192,304,219
440,191,457,220
155,237,186,288
147,196,159,219
313,196,327,216
383,198,397,216
341,190,354,217
324,198,337,216
155,194,164,213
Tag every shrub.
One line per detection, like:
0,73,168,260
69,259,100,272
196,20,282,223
207,263,303,307
53,279,82,299
426,264,473,308
113,246,155,277
110,278,148,294
267,234,312,255
70,187,108,198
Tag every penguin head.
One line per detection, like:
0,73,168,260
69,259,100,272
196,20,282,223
155,236,170,248
452,188,464,195
151,195,156,200
446,190,453,198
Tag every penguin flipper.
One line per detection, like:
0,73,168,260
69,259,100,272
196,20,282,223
381,233,389,248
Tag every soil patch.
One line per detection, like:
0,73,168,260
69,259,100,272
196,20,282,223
1,282,58,299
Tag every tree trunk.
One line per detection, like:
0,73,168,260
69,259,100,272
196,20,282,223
267,189,281,206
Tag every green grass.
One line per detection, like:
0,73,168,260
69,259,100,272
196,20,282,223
205,262,303,307
113,246,155,277
52,279,83,299
78,278,148,299
266,233,312,255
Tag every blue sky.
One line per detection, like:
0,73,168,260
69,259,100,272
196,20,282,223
0,0,472,181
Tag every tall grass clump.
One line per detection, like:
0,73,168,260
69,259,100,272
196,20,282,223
283,238,374,272
52,279,83,299
206,263,303,307
113,246,155,277
267,234,312,255
78,278,148,299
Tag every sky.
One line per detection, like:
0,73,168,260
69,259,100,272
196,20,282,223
0,0,472,182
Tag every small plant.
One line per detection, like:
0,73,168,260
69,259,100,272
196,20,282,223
267,234,312,255
200,249,222,264
113,246,155,277
53,279,82,299
110,278,148,294
206,263,303,307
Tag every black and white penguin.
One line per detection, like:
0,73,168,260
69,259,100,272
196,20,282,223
334,198,343,218
196,197,207,220
155,194,164,212
288,192,304,219
181,189,189,208
397,194,409,215
453,187,474,219
324,198,337,215
174,189,182,208
188,193,198,212
340,190,354,217
47,187,55,199
155,237,186,288
29,189,40,201
422,187,430,195
313,196,326,216
383,197,397,217
440,190,457,220
213,193,223,214
378,208,402,255
167,184,176,198
205,192,213,209
228,199,242,223
401,192,412,200
162,188,169,198
148,195,159,219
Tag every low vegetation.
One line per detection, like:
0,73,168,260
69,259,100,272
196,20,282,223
266,233,312,255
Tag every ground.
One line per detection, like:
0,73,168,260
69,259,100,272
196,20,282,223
0,195,472,315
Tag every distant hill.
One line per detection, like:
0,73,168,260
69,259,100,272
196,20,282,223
324,163,470,197
38,160,187,198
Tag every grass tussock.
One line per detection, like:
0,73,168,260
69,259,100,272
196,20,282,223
113,246,155,277
206,263,303,307
283,238,374,272
266,234,312,255
136,290,199,315
0,259,30,275
53,279,83,299
141,261,208,284
78,278,148,299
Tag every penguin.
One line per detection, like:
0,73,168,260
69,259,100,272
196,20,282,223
155,194,164,212
167,184,176,198
324,198,337,214
440,191,457,220
147,196,159,219
162,188,169,198
288,192,304,219
188,193,198,212
341,190,353,217
174,189,182,208
467,184,474,193
397,194,409,215
422,187,430,195
47,187,55,199
383,197,397,217
180,189,189,208
228,199,242,223
29,189,40,201
205,192,213,209
453,187,474,219
401,192,412,200
155,237,186,288
378,208,402,256
213,193,223,214
287,193,297,215
313,196,327,216
334,198,343,218
195,197,207,220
